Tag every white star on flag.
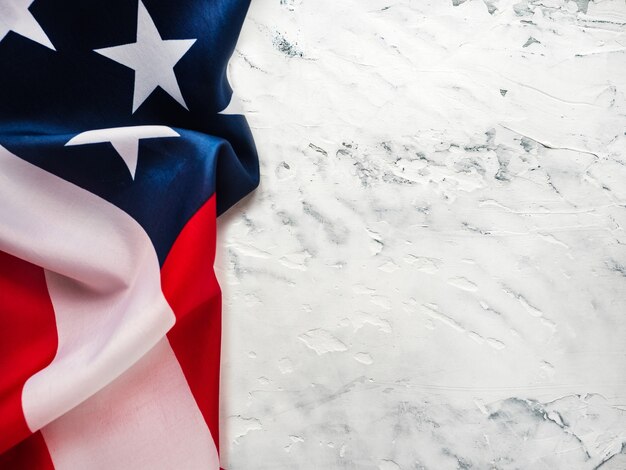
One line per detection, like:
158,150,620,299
218,62,245,115
65,126,180,179
0,0,55,50
95,1,196,113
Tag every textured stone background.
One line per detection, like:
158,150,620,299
217,1,626,468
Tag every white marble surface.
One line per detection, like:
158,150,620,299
216,0,626,468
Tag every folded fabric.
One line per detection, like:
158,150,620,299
0,1,259,468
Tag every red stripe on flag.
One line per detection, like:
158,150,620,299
0,250,57,463
161,194,223,454
0,431,54,470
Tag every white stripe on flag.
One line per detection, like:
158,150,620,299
0,145,218,468
0,142,172,430
42,339,219,470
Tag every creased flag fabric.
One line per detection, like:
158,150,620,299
0,1,259,468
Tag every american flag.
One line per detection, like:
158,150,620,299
0,0,259,468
